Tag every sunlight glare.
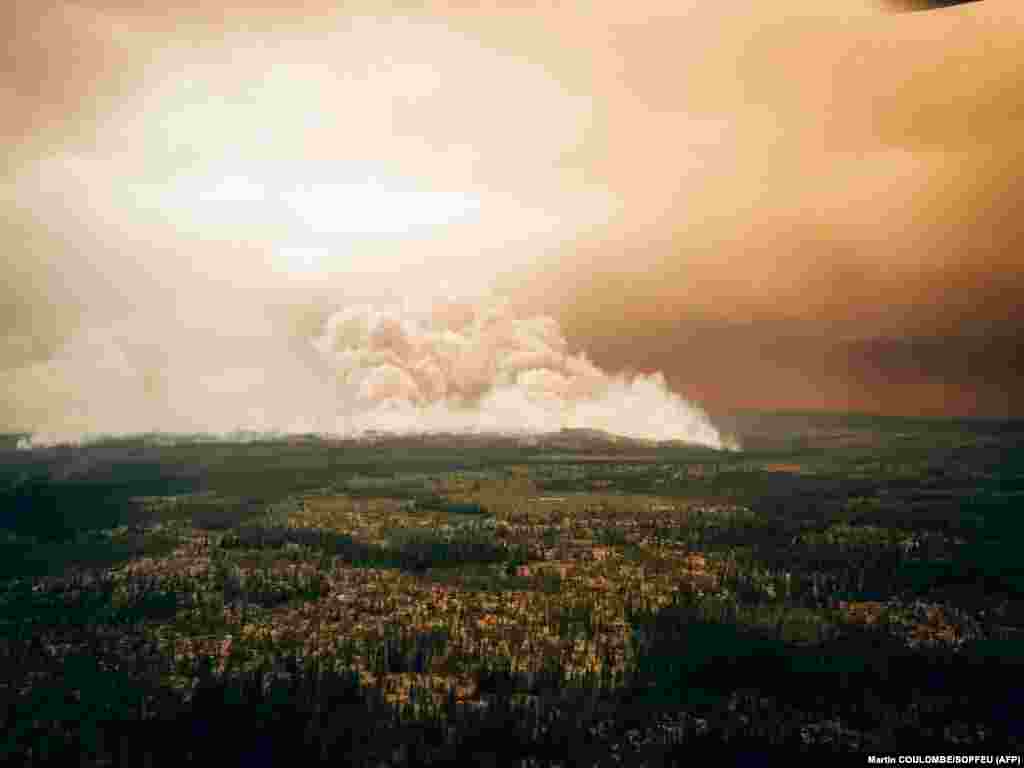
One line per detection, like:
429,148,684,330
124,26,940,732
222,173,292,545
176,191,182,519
280,179,481,235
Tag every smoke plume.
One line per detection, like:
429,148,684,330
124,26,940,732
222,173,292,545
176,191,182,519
8,297,728,450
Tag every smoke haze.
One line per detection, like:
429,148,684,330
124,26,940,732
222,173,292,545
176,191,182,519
1,1,1021,440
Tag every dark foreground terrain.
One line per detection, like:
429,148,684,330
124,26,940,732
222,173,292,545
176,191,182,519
2,412,1023,765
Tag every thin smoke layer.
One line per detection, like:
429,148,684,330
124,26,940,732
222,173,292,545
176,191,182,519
9,298,730,450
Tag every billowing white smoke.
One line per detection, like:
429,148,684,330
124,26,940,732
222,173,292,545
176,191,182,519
9,298,728,450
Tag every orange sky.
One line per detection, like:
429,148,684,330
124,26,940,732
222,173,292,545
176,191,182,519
1,0,1021,426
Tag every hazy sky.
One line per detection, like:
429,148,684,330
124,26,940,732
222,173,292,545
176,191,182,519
2,0,1022,430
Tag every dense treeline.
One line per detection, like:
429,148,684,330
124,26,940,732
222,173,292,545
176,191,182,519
2,417,1023,763
2,589,1021,766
